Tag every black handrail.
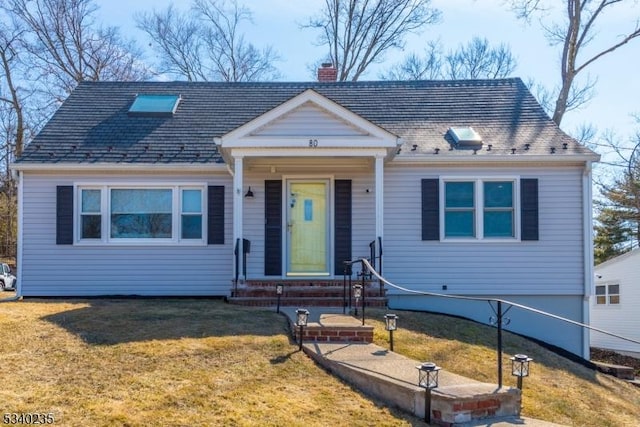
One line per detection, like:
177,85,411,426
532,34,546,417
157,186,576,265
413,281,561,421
233,238,240,294
358,258,640,388
233,238,251,293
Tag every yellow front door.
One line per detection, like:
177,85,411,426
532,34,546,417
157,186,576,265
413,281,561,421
287,181,329,275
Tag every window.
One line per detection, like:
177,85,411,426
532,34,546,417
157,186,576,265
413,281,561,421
181,189,203,239
80,189,101,239
128,94,181,116
111,189,172,239
483,182,514,237
445,182,475,237
442,179,517,240
595,284,620,305
77,185,206,244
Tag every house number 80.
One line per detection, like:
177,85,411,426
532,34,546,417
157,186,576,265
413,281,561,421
308,139,319,147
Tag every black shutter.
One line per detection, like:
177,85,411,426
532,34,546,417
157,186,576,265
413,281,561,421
208,186,225,244
421,179,439,241
334,180,352,275
264,180,282,276
56,186,74,245
521,178,539,241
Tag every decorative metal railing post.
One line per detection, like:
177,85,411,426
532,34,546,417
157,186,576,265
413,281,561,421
497,300,503,388
361,259,366,326
343,261,348,314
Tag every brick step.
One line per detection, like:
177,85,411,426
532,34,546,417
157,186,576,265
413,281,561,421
233,288,386,298
228,296,387,308
242,280,378,288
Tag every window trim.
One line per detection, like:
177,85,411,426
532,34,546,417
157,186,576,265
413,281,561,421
439,177,520,242
75,183,208,246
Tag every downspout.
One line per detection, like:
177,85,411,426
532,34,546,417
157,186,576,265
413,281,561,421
14,169,23,299
582,161,594,359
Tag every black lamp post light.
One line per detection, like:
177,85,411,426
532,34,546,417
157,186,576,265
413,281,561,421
352,284,362,316
275,283,284,313
416,362,441,423
384,313,398,351
510,354,533,390
295,308,309,351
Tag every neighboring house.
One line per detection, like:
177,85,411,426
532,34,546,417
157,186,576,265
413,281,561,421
11,66,599,357
592,249,640,357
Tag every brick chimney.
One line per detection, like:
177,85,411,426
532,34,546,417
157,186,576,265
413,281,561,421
318,63,338,82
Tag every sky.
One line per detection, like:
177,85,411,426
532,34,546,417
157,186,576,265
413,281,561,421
95,0,640,163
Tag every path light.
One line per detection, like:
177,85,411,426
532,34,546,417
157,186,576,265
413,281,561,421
510,354,533,390
275,283,284,314
353,284,362,316
416,362,441,424
384,314,398,351
295,308,309,351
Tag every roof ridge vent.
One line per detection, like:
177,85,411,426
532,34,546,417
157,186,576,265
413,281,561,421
447,126,483,148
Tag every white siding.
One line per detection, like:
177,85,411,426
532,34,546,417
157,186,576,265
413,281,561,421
383,165,586,296
21,172,233,296
388,294,585,356
591,250,640,354
251,102,369,137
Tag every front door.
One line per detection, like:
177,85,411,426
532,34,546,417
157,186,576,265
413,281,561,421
287,180,330,276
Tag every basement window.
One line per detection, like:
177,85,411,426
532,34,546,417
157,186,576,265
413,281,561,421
128,94,181,116
595,284,620,305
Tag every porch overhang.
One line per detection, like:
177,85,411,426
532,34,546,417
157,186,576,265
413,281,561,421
215,89,401,168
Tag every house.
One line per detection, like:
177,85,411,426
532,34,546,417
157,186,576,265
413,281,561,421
11,66,600,357
592,249,640,357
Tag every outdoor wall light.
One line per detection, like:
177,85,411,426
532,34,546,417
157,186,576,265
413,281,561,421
384,314,398,351
295,308,309,351
416,362,441,423
510,354,533,390
244,186,254,198
275,284,284,313
352,284,362,316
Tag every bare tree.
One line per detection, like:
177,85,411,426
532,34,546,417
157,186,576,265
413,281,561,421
137,0,281,82
382,40,441,80
507,0,640,125
382,37,516,80
136,5,206,82
0,23,25,158
444,37,517,79
2,0,150,100
305,0,441,81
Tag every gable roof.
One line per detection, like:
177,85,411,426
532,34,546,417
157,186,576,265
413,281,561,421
14,78,598,166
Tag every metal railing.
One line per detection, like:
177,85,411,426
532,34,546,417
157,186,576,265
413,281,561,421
355,258,640,388
233,238,250,294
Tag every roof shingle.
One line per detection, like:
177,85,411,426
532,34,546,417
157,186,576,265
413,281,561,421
16,78,596,164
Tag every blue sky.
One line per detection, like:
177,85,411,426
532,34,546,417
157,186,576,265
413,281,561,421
96,0,639,156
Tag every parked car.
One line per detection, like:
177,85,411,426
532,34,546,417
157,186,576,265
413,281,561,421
0,263,16,291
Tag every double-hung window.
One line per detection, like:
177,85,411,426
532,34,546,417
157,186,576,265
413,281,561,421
595,284,620,305
77,185,205,244
443,179,517,240
80,189,102,239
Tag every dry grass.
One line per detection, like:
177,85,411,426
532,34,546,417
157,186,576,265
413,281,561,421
0,299,418,426
2,300,639,426
366,308,640,427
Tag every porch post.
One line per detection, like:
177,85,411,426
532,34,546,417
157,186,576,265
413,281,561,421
233,156,244,269
374,154,384,247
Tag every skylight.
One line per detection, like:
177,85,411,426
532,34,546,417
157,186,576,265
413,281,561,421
448,127,482,147
129,94,181,116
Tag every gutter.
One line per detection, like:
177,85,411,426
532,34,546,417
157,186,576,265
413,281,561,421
391,154,601,164
10,162,229,173
582,161,594,359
